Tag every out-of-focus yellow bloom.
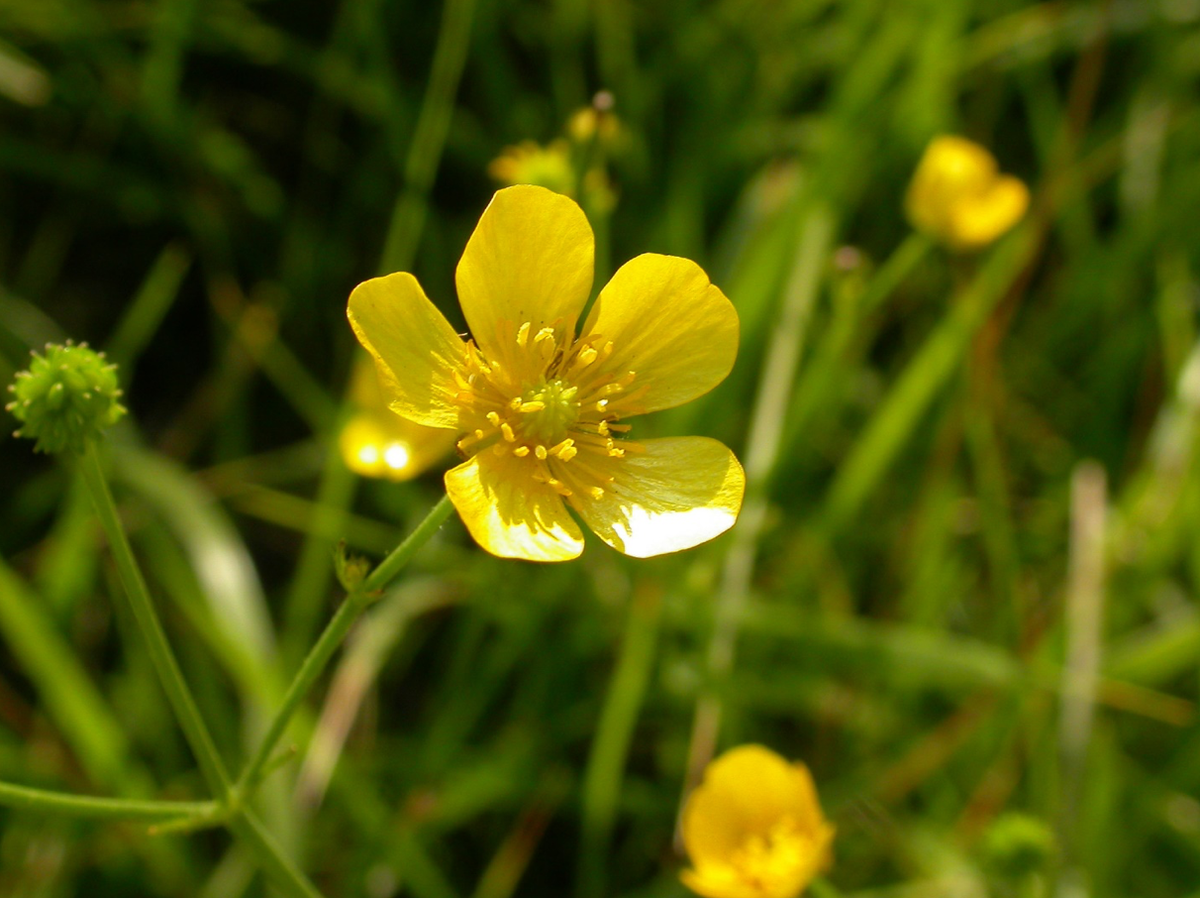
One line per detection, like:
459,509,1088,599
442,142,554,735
339,353,456,481
488,139,575,196
348,185,744,562
567,105,622,148
681,745,834,898
905,135,1029,251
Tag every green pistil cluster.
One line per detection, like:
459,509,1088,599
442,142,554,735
7,342,126,454
520,378,579,443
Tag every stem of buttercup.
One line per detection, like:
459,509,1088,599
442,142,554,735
0,780,217,822
78,437,231,799
80,438,328,898
235,493,455,797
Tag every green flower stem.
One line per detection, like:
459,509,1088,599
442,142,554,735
0,780,216,822
79,438,231,798
362,493,455,593
228,811,324,898
236,494,454,797
80,438,328,898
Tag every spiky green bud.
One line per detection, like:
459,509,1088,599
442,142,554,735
7,341,126,454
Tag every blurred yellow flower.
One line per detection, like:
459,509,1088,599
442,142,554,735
488,139,576,196
348,185,744,562
681,745,834,898
339,353,456,481
567,104,622,148
905,135,1029,251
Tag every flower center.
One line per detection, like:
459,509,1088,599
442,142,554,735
518,378,579,444
451,322,650,502
728,817,817,897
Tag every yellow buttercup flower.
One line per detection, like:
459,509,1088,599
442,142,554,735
339,352,456,481
348,185,744,562
905,135,1029,251
681,745,834,898
567,105,622,148
488,139,576,197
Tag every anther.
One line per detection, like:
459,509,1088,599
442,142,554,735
486,411,501,426
516,321,531,347
513,446,530,457
534,327,556,344
535,445,548,460
501,423,516,442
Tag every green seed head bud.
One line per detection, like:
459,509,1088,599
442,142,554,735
7,341,126,454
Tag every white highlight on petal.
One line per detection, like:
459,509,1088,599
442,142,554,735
607,504,739,559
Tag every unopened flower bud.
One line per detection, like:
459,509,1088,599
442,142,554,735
7,341,126,454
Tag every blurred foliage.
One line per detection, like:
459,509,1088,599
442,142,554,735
2,0,1200,896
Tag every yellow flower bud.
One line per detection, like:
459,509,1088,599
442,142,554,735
905,135,1029,251
680,745,834,898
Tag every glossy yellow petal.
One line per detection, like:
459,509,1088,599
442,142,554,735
947,175,1029,249
445,451,584,562
570,437,744,558
455,185,594,370
347,273,467,429
581,254,738,415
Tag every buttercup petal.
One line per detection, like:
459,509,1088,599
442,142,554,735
581,254,738,415
445,451,584,562
680,867,768,898
570,437,744,558
339,413,456,481
948,175,1029,249
456,185,594,370
348,273,467,429
683,746,813,864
